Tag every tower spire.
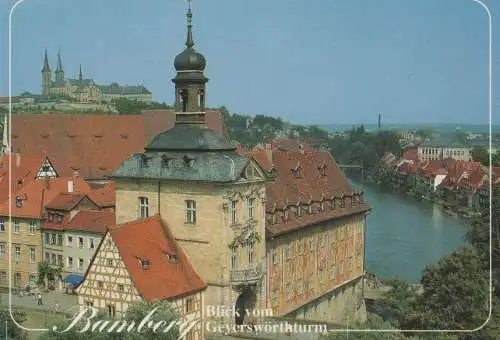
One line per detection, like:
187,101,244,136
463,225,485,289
56,48,63,71
41,49,51,72
185,0,194,48
55,47,65,82
79,64,83,82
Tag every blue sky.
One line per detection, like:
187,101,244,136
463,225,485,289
1,0,498,125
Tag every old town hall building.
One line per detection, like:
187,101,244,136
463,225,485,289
77,4,371,327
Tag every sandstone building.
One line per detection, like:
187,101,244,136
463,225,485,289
108,5,268,324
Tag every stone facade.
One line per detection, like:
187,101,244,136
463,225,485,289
0,218,42,289
114,175,268,323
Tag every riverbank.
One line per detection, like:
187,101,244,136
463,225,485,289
353,171,478,224
348,176,468,283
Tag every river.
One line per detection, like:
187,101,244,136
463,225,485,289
349,178,469,283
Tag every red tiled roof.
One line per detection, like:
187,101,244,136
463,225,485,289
492,167,500,179
242,149,371,237
44,192,90,211
0,154,51,201
109,215,206,301
262,150,355,209
267,204,370,237
260,138,314,152
246,149,273,172
402,147,419,162
0,176,91,219
66,210,115,234
420,160,447,178
11,111,224,179
87,182,115,208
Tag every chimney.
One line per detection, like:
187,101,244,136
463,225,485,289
68,180,74,193
264,144,273,166
15,152,21,168
72,171,79,178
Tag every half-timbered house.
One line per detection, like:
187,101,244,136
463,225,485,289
76,214,207,340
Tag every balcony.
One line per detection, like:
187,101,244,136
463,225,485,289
230,263,263,286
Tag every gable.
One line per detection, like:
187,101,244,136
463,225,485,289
35,157,58,179
75,196,99,211
239,159,266,182
76,232,140,298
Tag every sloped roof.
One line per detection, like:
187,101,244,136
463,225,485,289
44,192,91,211
108,214,206,301
10,111,225,179
0,176,91,219
87,181,115,208
0,154,50,201
260,138,314,152
111,151,250,182
66,210,115,234
243,149,371,237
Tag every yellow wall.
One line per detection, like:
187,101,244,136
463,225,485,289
0,218,42,288
115,178,267,310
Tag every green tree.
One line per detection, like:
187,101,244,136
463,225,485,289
113,98,171,114
454,131,468,144
38,263,63,290
124,300,181,340
376,279,419,327
307,125,329,140
0,310,29,339
492,150,500,166
415,128,434,140
403,247,489,331
470,146,489,166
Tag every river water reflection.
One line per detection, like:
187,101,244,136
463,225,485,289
350,178,469,283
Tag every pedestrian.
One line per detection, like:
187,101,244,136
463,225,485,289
37,293,43,305
54,302,60,313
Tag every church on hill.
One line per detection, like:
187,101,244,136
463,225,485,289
40,50,152,104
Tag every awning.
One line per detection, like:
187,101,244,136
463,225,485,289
63,274,84,286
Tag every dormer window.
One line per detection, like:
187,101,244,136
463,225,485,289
140,154,149,167
167,254,178,262
297,205,301,217
319,164,327,177
15,197,23,208
48,213,53,222
56,215,63,224
183,155,195,168
161,155,173,168
139,258,150,270
292,166,301,178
